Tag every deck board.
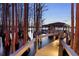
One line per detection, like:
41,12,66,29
35,40,59,56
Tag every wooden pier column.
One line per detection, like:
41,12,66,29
48,26,51,33
71,3,74,48
73,3,79,55
23,3,28,45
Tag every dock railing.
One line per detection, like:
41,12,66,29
10,33,58,56
10,32,78,56
10,39,35,56
59,38,78,56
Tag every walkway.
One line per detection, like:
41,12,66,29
35,39,59,56
28,37,52,56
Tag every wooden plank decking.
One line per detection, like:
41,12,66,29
35,40,59,56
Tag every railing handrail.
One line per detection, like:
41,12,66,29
10,33,59,56
39,33,58,39
61,40,78,56
10,33,57,56
10,39,35,56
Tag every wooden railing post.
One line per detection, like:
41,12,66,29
39,36,42,48
36,35,39,52
58,36,63,56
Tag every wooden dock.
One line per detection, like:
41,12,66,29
35,40,59,56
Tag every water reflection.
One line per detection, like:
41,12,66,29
0,37,3,55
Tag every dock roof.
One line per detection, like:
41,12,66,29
42,22,70,28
